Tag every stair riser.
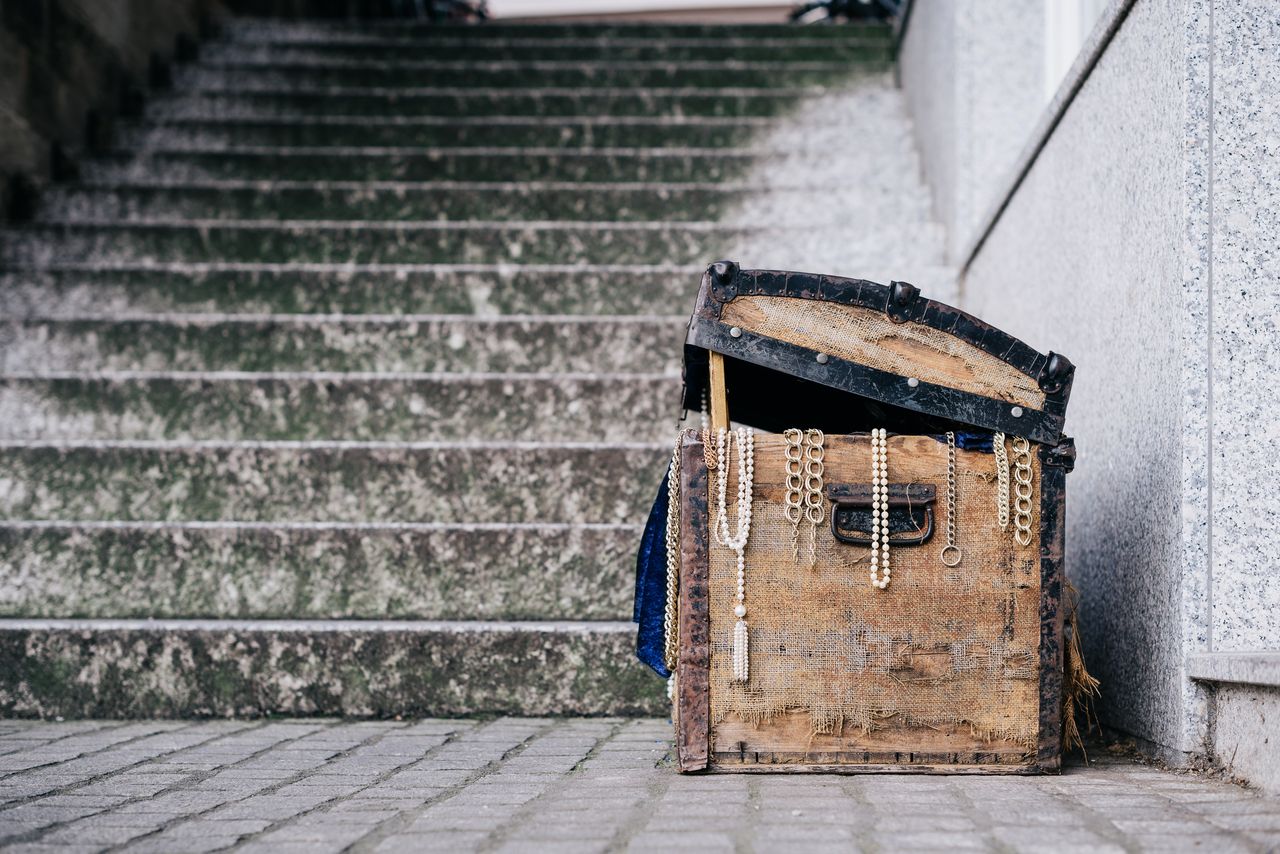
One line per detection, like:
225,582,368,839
223,21,893,40
43,185,767,224
0,376,681,441
1,319,685,373
121,120,768,150
150,89,824,119
0,623,666,717
85,151,758,184
2,224,740,266
0,525,637,620
0,268,698,317
207,43,891,63
181,63,879,90
0,445,668,524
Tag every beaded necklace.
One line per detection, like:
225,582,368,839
869,428,891,589
714,427,755,683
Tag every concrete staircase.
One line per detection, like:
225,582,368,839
0,19,946,717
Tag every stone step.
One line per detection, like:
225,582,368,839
180,59,880,90
0,618,666,717
0,521,638,621
0,441,668,524
5,222,942,275
147,86,837,119
85,147,764,184
0,220,748,266
222,20,891,42
0,264,703,318
0,316,686,373
120,115,777,150
40,181,863,225
204,38,890,64
0,373,682,441
3,219,940,270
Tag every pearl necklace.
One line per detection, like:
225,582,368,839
714,427,755,683
869,428,891,589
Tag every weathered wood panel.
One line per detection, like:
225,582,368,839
676,429,711,772
703,433,1047,772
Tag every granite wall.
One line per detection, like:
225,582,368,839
897,0,1046,262
0,0,225,221
900,0,1280,784
957,0,1206,760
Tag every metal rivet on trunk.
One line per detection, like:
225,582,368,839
1011,406,1024,418
729,326,742,338
907,377,919,388
815,353,829,364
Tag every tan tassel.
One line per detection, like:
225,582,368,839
732,619,749,683
1062,580,1101,758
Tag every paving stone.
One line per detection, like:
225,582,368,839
6,717,1271,852
991,826,1126,853
627,830,736,852
38,822,157,844
375,830,491,852
495,842,614,854
120,835,246,854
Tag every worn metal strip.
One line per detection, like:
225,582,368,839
688,319,1065,444
1035,442,1069,772
707,267,1057,382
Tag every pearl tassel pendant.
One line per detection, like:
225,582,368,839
715,427,755,684
732,615,749,683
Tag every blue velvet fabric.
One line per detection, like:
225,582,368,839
633,470,671,678
955,431,995,452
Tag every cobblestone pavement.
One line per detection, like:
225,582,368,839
0,718,1276,853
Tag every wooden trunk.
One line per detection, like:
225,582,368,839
673,262,1076,774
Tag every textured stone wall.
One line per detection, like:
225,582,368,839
1206,0,1280,655
0,0,224,220
897,0,1046,262
957,0,1204,760
903,0,1280,781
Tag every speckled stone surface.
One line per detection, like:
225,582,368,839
723,75,952,293
0,522,640,621
0,374,682,441
0,317,687,374
958,0,1208,756
899,0,1047,262
0,442,666,524
0,265,702,318
1209,683,1280,795
1207,0,1280,652
0,620,664,718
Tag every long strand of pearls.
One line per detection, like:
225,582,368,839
869,428,891,590
714,427,754,682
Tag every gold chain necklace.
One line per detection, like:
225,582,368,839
1012,436,1035,546
940,431,963,567
783,428,805,563
663,434,682,675
993,432,1010,531
802,429,825,569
